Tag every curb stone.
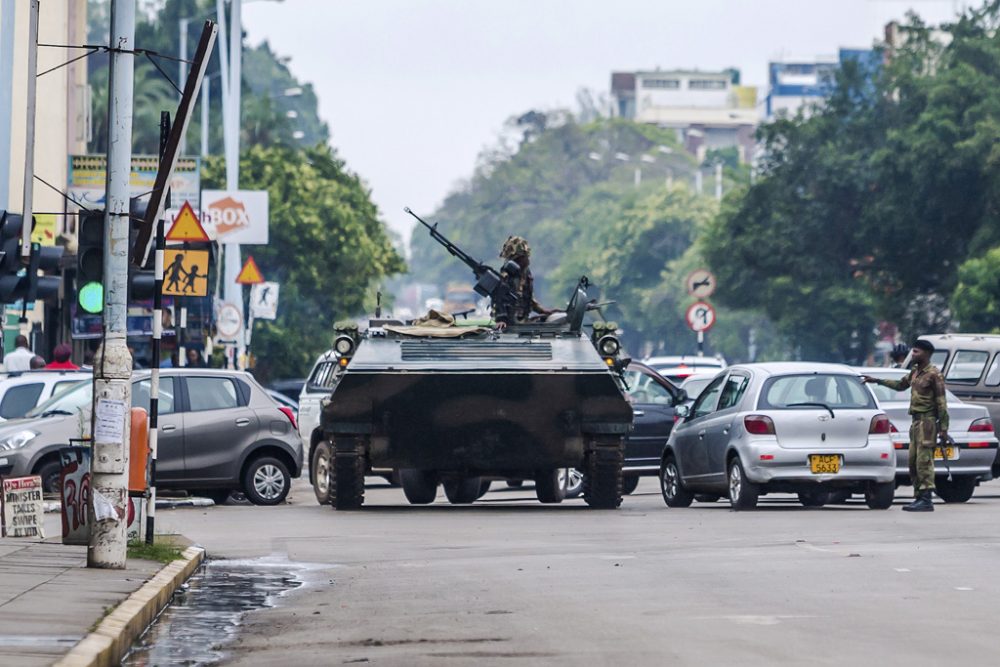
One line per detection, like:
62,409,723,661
53,545,206,667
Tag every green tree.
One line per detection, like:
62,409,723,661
202,145,404,381
951,246,1000,332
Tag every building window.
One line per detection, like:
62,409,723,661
642,78,680,89
689,79,726,90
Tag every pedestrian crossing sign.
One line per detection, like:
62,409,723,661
235,255,265,285
165,201,210,242
162,249,210,296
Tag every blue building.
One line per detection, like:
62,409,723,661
766,49,879,118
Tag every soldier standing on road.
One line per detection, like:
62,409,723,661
493,235,553,330
863,339,948,512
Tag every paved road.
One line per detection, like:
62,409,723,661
159,478,1000,666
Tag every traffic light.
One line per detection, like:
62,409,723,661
77,209,105,313
128,199,155,301
26,242,64,302
0,211,26,302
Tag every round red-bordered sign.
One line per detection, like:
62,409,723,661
685,301,716,333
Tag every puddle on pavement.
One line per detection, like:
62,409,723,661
121,557,306,666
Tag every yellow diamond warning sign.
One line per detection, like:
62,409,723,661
235,256,265,285
163,249,210,296
166,201,210,242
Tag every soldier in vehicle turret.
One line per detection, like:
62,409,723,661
493,235,554,331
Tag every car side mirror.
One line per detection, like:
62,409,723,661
673,390,688,406
674,404,691,419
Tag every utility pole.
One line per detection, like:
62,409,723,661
89,0,135,569
0,0,17,210
20,0,39,261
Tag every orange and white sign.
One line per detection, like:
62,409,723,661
166,201,210,242
201,190,269,244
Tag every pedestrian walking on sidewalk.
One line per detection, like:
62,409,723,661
45,344,80,370
863,339,948,512
4,335,34,372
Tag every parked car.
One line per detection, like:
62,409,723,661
858,367,998,502
266,388,299,418
915,334,1000,476
268,378,305,405
0,369,302,504
659,363,896,510
0,370,90,422
642,355,726,384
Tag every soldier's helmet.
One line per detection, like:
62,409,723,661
500,235,531,260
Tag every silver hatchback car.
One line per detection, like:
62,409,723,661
660,363,896,510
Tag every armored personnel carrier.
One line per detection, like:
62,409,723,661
314,212,633,509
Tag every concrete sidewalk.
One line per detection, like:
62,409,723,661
0,516,162,666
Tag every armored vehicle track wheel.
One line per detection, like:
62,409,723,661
583,437,624,509
400,469,439,504
444,477,483,504
535,469,566,503
330,438,366,510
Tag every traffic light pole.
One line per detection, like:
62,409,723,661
89,0,135,569
19,0,39,262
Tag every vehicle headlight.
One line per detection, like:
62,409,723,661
0,430,38,451
597,335,621,357
334,335,355,356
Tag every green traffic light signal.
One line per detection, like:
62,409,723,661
78,281,103,314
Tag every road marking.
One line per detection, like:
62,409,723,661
955,587,974,591
894,568,911,572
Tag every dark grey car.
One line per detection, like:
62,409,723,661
0,369,303,505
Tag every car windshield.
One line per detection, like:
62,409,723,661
25,380,92,417
759,373,876,410
868,375,960,403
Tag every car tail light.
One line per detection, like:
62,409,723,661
881,453,890,459
970,418,994,432
278,406,298,430
894,442,906,450
744,415,775,435
890,423,898,433
759,454,774,461
869,415,892,434
968,442,992,448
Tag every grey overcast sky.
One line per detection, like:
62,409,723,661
242,0,964,240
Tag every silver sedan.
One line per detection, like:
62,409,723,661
659,362,896,510
859,367,999,503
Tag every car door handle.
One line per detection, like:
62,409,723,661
633,410,645,416
161,424,176,433
698,429,707,438
235,418,251,427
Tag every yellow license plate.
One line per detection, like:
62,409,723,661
934,446,956,460
810,454,841,474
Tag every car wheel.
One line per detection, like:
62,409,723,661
443,477,482,504
400,469,438,504
694,494,721,503
242,456,291,506
477,479,492,499
865,481,895,510
36,459,62,495
311,441,333,505
535,469,566,504
199,489,232,505
797,489,829,507
557,468,584,498
659,456,693,508
506,480,524,488
935,476,977,503
622,475,640,495
728,458,759,511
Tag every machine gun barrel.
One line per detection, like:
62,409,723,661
404,207,486,275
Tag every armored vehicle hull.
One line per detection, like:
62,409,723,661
320,331,633,509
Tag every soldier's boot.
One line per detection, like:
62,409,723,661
902,490,934,512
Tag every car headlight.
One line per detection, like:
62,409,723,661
0,430,38,451
597,335,621,357
334,335,355,356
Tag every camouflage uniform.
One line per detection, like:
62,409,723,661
493,236,545,325
876,365,949,493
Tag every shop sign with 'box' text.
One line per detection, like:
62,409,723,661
200,190,269,244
